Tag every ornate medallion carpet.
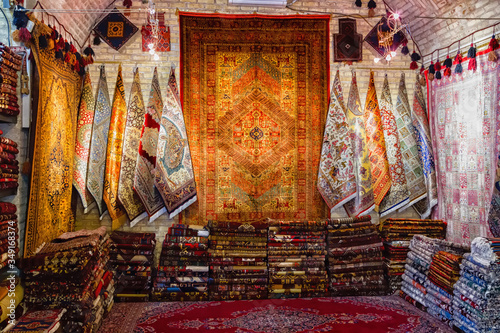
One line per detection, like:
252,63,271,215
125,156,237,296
99,296,453,333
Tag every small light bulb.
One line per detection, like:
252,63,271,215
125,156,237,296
149,49,155,55
393,13,400,19
148,43,155,50
374,58,380,63
390,51,397,57
386,55,392,61
153,54,160,61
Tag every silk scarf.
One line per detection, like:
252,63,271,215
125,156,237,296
317,70,356,213
378,74,409,216
73,71,95,213
87,65,111,217
154,66,197,218
343,72,375,217
134,68,166,221
363,71,391,208
118,68,148,226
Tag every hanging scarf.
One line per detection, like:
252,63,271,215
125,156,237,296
363,71,391,208
87,65,111,216
317,70,356,213
134,67,166,221
118,68,148,226
73,71,95,213
378,74,410,216
155,66,197,218
344,71,375,217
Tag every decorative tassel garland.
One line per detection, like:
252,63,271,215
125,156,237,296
410,51,420,70
84,45,95,57
367,0,376,17
467,43,477,71
93,34,101,46
443,56,452,77
428,61,435,81
488,35,499,62
355,0,362,7
454,52,463,74
401,41,409,55
12,5,29,29
19,27,31,43
434,59,442,79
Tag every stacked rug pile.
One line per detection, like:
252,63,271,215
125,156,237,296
327,216,387,296
0,202,18,267
453,237,500,333
8,308,66,333
152,224,209,301
0,43,21,117
268,220,328,299
208,219,268,301
380,218,447,293
110,231,155,302
0,137,19,191
22,227,114,333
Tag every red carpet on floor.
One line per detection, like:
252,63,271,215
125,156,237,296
99,296,453,333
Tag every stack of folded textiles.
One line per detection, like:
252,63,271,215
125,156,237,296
0,43,21,117
208,219,268,301
380,218,447,293
22,227,114,333
327,216,387,296
152,224,209,301
0,265,23,326
0,202,18,267
8,308,66,333
109,231,155,302
0,137,19,190
268,220,327,299
452,237,500,333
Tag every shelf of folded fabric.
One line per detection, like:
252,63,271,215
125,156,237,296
0,44,22,124
267,220,328,299
109,231,155,302
208,219,268,301
151,224,210,302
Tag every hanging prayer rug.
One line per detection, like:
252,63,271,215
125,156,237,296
180,13,330,224
394,73,427,208
411,76,437,218
104,65,128,230
363,71,391,208
25,19,82,257
155,66,197,218
73,71,95,213
379,74,409,216
344,71,375,217
118,68,147,226
87,65,111,217
134,68,166,221
317,70,356,213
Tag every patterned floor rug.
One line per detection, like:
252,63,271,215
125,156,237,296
98,296,453,332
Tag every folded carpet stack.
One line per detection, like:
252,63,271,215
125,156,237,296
327,216,387,296
8,308,66,333
109,231,155,302
0,137,19,191
152,224,209,301
268,220,327,299
0,202,18,269
0,43,21,117
209,219,268,301
452,237,500,333
380,218,447,293
22,227,114,333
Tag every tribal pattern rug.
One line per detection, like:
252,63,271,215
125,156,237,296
180,13,330,224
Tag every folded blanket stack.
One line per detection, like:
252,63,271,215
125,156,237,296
452,237,500,333
152,224,209,301
380,218,447,293
110,231,155,302
208,219,268,301
0,136,19,191
0,43,21,117
327,216,387,296
22,227,114,333
268,220,328,299
9,308,66,333
0,202,18,268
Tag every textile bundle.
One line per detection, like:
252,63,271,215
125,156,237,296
268,220,328,299
152,224,209,301
0,43,22,117
21,227,114,333
9,309,66,333
208,219,268,301
327,216,387,296
110,231,155,302
0,137,19,191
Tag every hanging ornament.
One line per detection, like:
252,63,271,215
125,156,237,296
410,50,420,70
123,0,132,16
355,0,362,7
367,0,376,17
443,49,452,77
434,51,442,79
467,41,477,71
488,30,499,62
401,41,409,55
428,54,435,81
19,27,31,43
93,33,101,46
454,41,463,74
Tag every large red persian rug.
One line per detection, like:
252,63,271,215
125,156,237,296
99,296,453,332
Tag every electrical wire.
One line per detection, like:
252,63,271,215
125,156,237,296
0,7,10,47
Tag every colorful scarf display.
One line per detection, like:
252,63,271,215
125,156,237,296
155,66,197,218
379,74,409,216
118,68,147,226
343,72,375,217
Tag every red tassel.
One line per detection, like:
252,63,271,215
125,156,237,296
434,60,441,71
74,61,80,73
443,67,451,77
453,53,463,65
64,52,71,63
410,61,418,70
70,43,77,53
468,58,477,71
489,35,499,51
123,0,132,8
57,38,65,50
19,27,31,43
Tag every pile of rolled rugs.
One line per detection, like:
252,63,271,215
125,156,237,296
21,227,114,333
109,231,155,302
268,220,327,298
152,224,209,301
0,43,21,117
0,136,19,191
327,216,387,296
208,219,268,300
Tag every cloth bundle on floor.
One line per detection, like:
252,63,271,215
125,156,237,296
0,44,21,117
21,227,114,333
152,224,209,301
327,216,387,296
0,137,19,190
109,231,155,302
209,219,268,301
452,237,500,333
268,220,328,299
9,308,66,333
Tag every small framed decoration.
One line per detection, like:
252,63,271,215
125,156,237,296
93,8,139,51
333,19,362,62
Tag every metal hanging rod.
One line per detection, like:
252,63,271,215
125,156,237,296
416,16,500,21
349,67,414,71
